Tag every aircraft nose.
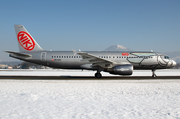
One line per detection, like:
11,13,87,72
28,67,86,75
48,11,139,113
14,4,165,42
172,60,177,67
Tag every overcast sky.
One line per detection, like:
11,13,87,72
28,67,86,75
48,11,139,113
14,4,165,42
0,0,180,61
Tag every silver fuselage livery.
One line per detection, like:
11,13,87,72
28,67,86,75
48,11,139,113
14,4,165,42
5,25,177,78
10,51,176,70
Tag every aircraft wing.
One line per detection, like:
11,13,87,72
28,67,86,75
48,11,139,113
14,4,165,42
76,51,115,68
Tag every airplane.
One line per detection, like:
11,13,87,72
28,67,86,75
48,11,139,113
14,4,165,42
5,25,177,78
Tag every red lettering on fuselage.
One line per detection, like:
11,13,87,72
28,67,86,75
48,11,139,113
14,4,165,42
122,53,129,56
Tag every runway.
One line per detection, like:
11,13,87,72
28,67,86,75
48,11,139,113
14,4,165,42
1,76,180,80
0,69,180,80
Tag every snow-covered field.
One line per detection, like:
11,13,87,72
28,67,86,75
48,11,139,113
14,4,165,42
0,70,180,119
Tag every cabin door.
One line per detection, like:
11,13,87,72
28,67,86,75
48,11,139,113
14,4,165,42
41,52,47,62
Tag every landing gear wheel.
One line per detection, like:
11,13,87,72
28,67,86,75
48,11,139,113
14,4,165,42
152,74,157,78
95,73,102,78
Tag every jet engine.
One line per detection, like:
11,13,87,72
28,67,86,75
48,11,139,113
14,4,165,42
106,64,133,75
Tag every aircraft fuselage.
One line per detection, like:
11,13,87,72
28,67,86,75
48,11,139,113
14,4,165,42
10,51,176,70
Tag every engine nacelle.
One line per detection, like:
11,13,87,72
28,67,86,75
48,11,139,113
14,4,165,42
107,64,133,75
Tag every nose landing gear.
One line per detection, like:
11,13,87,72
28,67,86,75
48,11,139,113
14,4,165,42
152,69,157,78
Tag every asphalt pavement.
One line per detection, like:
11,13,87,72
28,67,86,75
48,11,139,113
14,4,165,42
0,76,180,80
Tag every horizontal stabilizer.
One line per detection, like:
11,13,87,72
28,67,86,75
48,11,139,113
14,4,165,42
4,51,31,57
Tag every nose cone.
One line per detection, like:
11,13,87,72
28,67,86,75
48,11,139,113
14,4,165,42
172,60,177,67
168,60,177,67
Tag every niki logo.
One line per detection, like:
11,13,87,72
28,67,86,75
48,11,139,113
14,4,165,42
17,31,35,51
122,53,129,56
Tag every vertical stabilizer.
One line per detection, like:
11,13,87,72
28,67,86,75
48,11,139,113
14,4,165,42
14,25,44,52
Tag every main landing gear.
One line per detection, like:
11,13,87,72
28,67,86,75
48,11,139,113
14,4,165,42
95,70,102,78
152,69,157,78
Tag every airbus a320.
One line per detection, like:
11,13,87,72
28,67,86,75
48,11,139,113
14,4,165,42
5,25,177,78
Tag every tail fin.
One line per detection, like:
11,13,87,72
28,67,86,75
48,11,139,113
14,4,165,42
14,25,44,52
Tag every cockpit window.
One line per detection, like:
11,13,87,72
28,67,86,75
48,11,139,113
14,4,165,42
164,56,169,59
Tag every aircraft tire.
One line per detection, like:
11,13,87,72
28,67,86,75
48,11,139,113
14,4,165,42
152,74,157,78
95,73,102,78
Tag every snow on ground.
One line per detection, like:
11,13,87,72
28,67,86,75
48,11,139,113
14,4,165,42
0,70,180,119
0,79,180,119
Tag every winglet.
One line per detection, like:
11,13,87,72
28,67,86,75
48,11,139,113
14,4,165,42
72,49,77,56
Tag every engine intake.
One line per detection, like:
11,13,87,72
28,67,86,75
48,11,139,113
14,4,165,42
107,64,133,75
